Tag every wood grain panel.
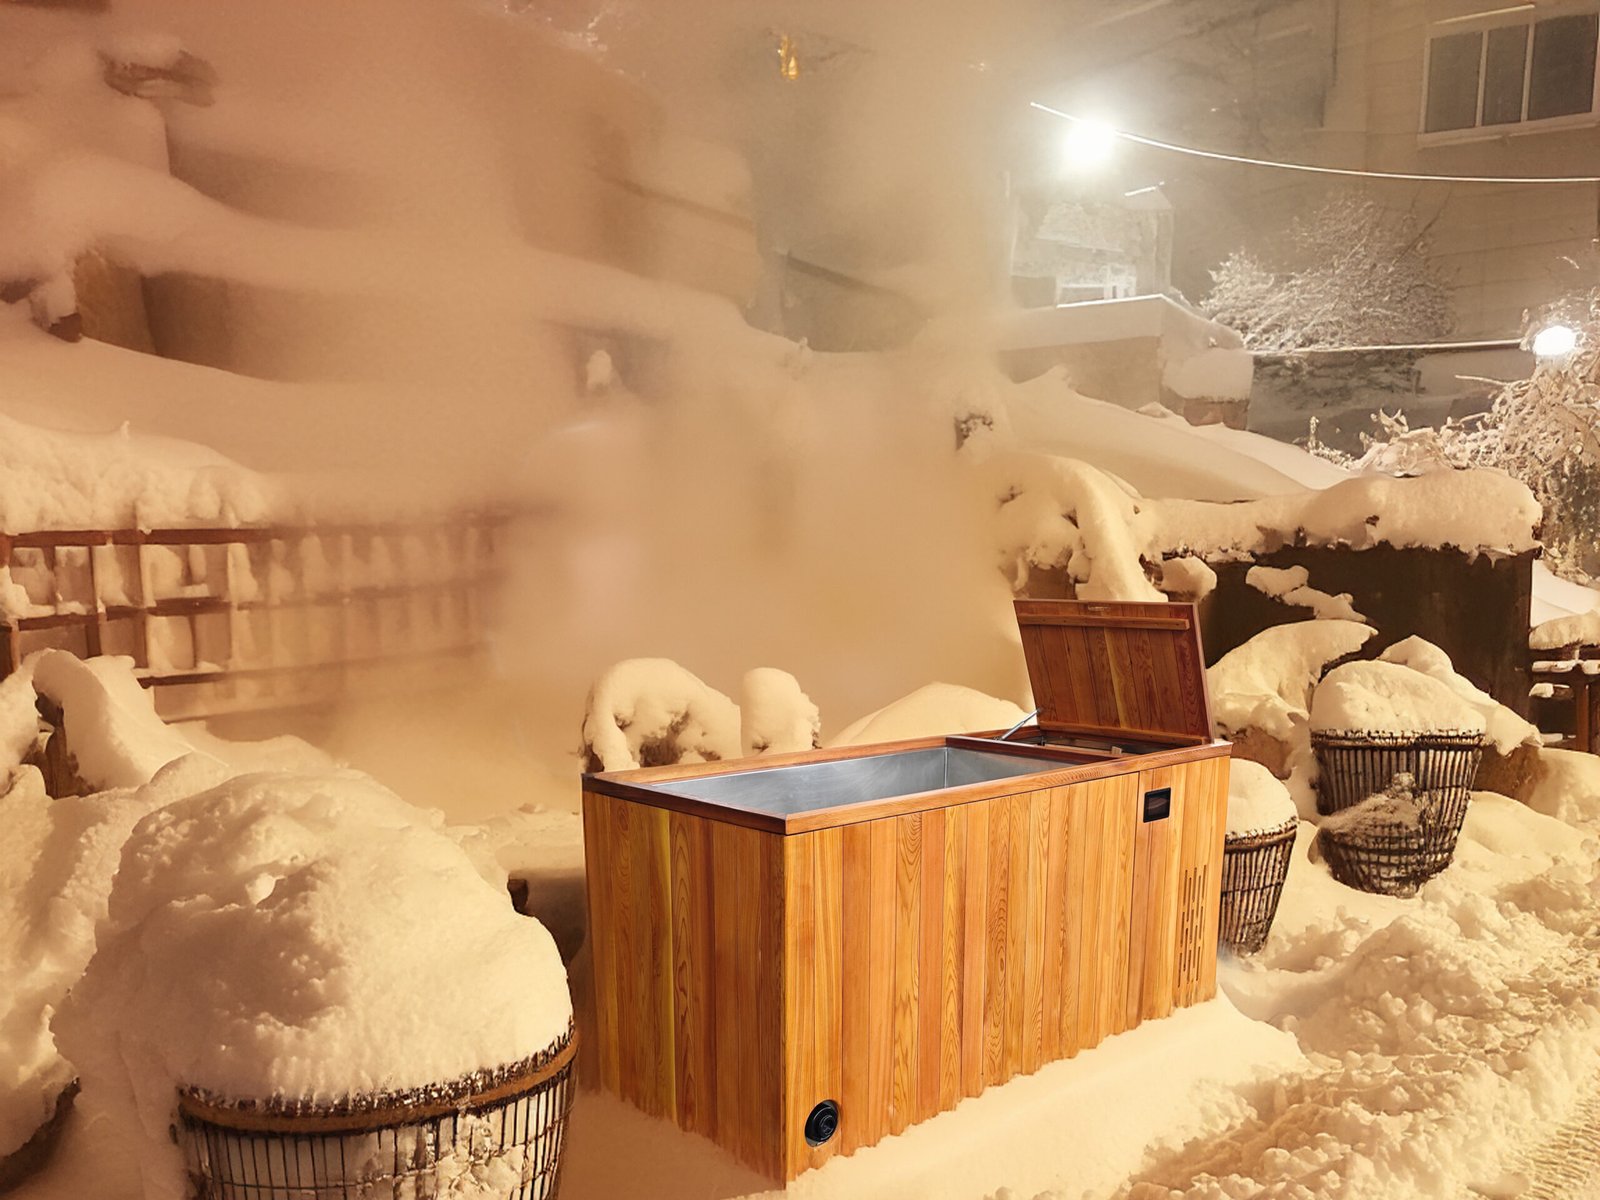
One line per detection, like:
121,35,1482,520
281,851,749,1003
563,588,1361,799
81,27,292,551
1101,778,1136,1040
917,808,946,1124
890,812,922,1134
1062,782,1089,1057
838,822,872,1156
1040,786,1069,1065
959,800,990,1097
1003,792,1031,1081
785,834,816,1169
669,810,715,1135
582,795,619,1095
1014,600,1212,747
1021,792,1049,1075
982,796,1011,1087
865,819,896,1147
784,826,844,1174
939,806,966,1111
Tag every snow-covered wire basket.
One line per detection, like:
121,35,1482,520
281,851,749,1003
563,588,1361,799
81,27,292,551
177,1024,576,1200
1314,789,1471,898
1310,729,1484,817
1218,818,1298,956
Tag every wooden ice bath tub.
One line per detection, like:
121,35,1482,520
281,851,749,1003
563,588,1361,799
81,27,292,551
581,600,1231,1180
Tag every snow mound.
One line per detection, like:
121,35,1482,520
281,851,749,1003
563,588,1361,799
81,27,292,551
978,451,1163,601
1162,346,1253,401
0,754,226,1161
30,651,212,789
1377,636,1539,755
1156,467,1540,560
1207,620,1376,741
56,768,571,1200
1245,564,1363,622
1521,747,1600,826
1310,660,1487,737
739,668,819,757
1530,607,1600,650
830,683,1027,747
0,412,277,532
0,670,39,778
582,658,741,772
1227,759,1298,837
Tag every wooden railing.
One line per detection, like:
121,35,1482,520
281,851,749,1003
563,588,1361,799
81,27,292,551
1529,644,1600,755
0,513,515,720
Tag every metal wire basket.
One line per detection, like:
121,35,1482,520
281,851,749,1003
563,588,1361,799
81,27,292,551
177,1025,576,1200
1315,789,1472,898
1218,818,1298,956
1311,730,1484,817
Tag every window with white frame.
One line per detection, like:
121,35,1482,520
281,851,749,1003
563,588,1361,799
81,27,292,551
1423,9,1600,135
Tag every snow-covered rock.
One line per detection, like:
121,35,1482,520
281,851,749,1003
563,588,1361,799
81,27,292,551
830,683,1026,747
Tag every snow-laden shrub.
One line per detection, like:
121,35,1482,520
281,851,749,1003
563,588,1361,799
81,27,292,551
581,659,742,773
1204,193,1452,352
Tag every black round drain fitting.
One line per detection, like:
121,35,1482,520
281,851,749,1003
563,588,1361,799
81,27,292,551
804,1099,839,1146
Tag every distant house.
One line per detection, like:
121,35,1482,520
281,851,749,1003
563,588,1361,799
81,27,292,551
1051,0,1600,340
1298,0,1600,337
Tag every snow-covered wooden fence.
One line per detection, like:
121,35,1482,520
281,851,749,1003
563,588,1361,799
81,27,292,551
1530,648,1600,756
0,514,511,720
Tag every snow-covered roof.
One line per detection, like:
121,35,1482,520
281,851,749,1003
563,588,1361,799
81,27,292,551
990,294,1244,354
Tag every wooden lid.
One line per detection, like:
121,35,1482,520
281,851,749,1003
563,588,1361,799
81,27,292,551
1013,599,1213,746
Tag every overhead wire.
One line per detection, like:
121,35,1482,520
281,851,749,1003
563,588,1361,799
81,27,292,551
1029,101,1600,185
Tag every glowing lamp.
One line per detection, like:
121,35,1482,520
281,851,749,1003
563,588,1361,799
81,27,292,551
1533,322,1578,359
1062,118,1118,172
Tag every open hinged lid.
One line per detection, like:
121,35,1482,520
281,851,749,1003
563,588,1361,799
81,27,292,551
1013,599,1214,747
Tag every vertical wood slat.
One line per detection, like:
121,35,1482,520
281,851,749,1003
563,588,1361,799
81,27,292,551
582,796,618,1094
839,823,873,1156
890,812,922,1135
636,805,675,1118
755,829,786,1178
982,798,1011,1088
812,828,844,1160
865,820,897,1147
1101,777,1136,1040
785,835,816,1170
1197,757,1229,1005
669,811,716,1136
1039,786,1069,1065
710,820,744,1161
938,806,967,1111
916,808,945,1124
959,801,990,1098
1002,794,1031,1081
1021,792,1050,1075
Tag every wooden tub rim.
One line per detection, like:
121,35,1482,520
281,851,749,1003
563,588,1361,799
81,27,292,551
585,735,1233,834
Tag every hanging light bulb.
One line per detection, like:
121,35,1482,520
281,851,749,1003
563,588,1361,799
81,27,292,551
776,33,800,81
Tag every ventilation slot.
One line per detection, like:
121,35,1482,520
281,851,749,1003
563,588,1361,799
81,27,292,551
1175,865,1209,1006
